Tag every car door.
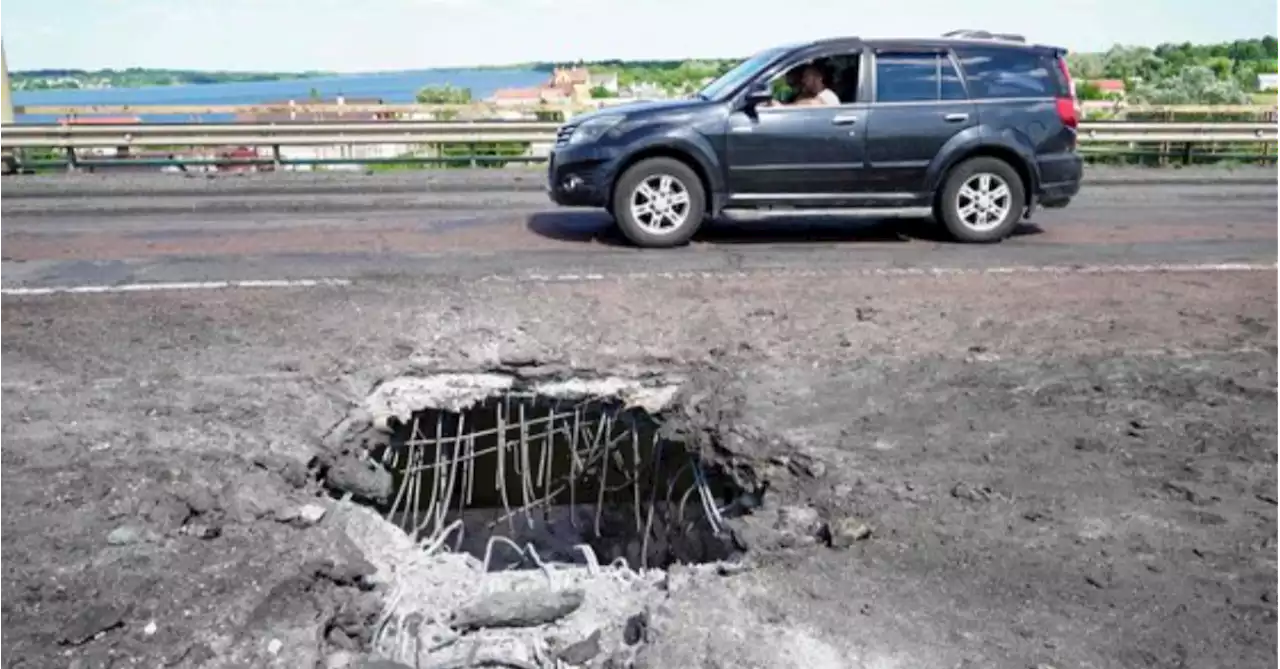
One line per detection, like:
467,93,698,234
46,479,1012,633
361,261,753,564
862,50,977,196
724,103,867,200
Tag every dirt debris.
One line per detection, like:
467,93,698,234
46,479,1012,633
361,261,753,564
450,589,586,631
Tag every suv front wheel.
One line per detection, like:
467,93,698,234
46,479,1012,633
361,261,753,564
612,157,706,248
937,157,1026,243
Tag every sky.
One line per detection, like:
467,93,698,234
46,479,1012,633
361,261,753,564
3,0,1277,72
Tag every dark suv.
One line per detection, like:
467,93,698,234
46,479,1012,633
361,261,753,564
547,33,1083,248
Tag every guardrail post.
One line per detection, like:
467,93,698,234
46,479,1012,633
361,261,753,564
271,144,282,171
1181,142,1193,166
64,148,78,173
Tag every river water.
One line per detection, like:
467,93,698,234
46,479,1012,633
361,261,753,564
11,68,548,123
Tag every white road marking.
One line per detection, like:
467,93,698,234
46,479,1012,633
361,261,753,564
1,278,352,296
1,262,1274,296
498,261,1278,283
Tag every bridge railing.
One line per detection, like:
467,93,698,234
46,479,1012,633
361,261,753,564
10,101,1277,121
1,119,1276,171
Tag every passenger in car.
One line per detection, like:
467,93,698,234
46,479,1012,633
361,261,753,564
771,63,840,107
771,66,805,104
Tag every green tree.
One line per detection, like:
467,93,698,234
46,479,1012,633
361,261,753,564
589,85,616,99
415,84,472,104
1065,37,1277,103
1204,56,1234,80
1075,81,1107,101
1067,53,1106,79
1100,45,1164,81
1131,66,1252,105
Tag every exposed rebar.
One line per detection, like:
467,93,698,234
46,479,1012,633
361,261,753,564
380,393,733,569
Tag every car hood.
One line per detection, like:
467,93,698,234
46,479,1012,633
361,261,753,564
572,98,710,123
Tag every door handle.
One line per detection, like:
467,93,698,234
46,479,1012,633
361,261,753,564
944,113,969,123
832,114,859,125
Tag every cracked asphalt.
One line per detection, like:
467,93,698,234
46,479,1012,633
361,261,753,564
1,166,1276,668
1,165,1275,289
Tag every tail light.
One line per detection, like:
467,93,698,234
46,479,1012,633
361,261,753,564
1054,54,1079,129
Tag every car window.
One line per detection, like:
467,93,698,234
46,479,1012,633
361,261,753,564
953,47,1061,99
875,52,970,103
698,47,790,101
940,56,967,100
767,51,860,104
875,53,939,103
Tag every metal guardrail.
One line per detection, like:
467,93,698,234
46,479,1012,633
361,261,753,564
0,121,559,148
2,121,1275,150
12,102,1277,118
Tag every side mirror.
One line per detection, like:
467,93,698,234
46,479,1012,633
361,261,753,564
743,82,773,108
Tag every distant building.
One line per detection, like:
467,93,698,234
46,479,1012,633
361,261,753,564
236,97,393,123
492,87,544,107
1257,73,1278,92
1084,79,1126,98
550,67,591,90
487,66,604,106
627,82,669,100
588,71,619,94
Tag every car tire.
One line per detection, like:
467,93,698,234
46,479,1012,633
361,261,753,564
937,157,1026,243
612,158,706,248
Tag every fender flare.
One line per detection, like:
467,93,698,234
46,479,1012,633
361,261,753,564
926,130,1042,206
612,131,726,211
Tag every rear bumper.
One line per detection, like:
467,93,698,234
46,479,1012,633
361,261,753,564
1036,152,1083,207
1038,179,1079,207
546,144,622,208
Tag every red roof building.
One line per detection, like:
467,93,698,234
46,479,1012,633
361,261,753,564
1088,79,1126,94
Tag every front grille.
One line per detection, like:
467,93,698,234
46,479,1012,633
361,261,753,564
554,124,577,148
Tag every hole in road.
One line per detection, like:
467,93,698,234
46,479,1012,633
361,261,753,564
370,389,742,571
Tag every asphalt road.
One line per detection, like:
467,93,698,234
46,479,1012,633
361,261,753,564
1,167,1276,669
1,166,1276,291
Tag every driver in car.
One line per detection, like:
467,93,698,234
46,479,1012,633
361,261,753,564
771,63,840,107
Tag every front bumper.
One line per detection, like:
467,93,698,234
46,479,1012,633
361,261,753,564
546,143,622,208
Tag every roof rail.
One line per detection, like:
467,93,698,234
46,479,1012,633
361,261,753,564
941,29,1027,43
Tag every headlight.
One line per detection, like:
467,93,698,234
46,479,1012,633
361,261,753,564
568,115,625,145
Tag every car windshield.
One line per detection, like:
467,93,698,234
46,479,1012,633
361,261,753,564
697,46,790,101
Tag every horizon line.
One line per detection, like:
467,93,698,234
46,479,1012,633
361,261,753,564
10,34,1277,75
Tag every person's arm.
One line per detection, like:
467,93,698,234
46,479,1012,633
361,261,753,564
816,89,841,106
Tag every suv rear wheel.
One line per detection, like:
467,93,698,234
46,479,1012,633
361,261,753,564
937,157,1026,243
612,157,706,248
